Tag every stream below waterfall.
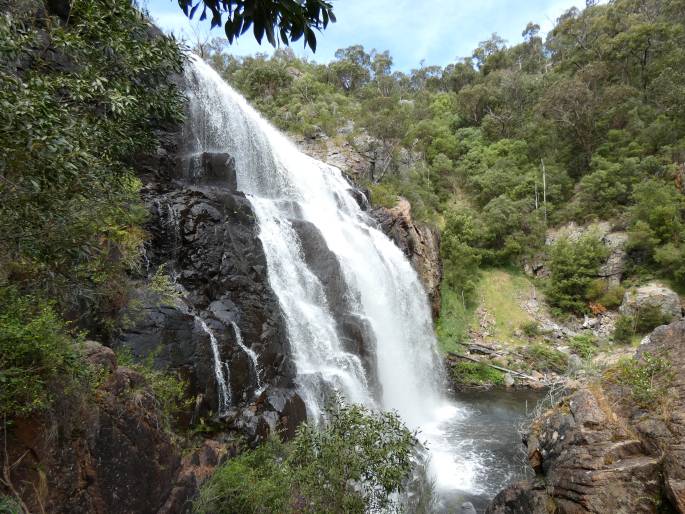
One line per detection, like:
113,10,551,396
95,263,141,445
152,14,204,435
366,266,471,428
435,389,546,513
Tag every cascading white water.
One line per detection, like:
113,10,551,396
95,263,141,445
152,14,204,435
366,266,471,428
196,316,232,416
230,321,265,396
183,56,484,495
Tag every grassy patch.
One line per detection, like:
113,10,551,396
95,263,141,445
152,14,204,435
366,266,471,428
472,269,537,344
524,343,569,374
449,361,505,386
437,268,537,353
116,348,190,432
436,286,475,354
569,333,600,360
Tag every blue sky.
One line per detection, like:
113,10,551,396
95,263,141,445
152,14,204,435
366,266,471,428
143,0,591,71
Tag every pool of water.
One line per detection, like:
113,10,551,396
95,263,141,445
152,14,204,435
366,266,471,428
433,388,546,513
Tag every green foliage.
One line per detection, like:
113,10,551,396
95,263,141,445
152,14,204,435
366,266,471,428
627,180,685,287
116,348,190,431
179,0,335,52
193,437,291,514
201,0,685,292
440,209,482,299
149,265,181,305
569,333,599,360
613,315,635,344
0,0,184,328
0,496,22,514
0,288,89,419
634,304,672,334
610,353,673,408
546,234,609,314
450,361,504,386
435,286,473,354
194,401,417,514
525,343,569,374
599,285,626,310
520,320,540,337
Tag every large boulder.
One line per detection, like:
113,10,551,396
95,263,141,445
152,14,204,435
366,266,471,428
372,197,442,319
619,282,682,321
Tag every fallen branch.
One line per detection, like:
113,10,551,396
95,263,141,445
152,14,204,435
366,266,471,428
446,352,539,381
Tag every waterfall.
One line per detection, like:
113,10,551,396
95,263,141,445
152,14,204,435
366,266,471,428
183,56,482,494
196,316,232,416
230,321,265,396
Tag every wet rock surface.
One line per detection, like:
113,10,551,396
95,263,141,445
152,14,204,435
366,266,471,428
488,319,685,514
115,137,306,436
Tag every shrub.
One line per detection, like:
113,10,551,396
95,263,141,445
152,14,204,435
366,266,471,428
0,288,90,419
194,401,417,514
149,265,181,305
0,496,22,514
608,353,673,407
569,333,599,360
585,278,609,302
598,285,625,310
634,304,672,334
366,182,399,208
0,0,184,327
520,320,540,337
116,348,190,431
450,361,505,386
613,315,634,344
545,233,609,314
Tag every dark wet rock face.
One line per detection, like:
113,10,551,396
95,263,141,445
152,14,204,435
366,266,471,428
115,141,302,428
488,319,685,514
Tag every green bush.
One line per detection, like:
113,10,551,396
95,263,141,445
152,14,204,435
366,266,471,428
609,353,673,407
0,0,184,327
450,361,505,386
0,496,22,514
569,333,599,360
613,315,634,344
634,304,672,334
520,320,540,337
545,234,609,315
0,288,90,419
598,285,625,310
194,402,417,514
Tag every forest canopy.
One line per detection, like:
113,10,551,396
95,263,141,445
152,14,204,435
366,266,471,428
200,0,685,316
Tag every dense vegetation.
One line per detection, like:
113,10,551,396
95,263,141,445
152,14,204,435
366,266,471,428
0,0,184,419
201,0,685,323
194,401,418,514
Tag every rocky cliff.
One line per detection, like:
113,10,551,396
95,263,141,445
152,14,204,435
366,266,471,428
488,318,685,514
4,342,230,514
117,125,307,440
372,198,442,319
